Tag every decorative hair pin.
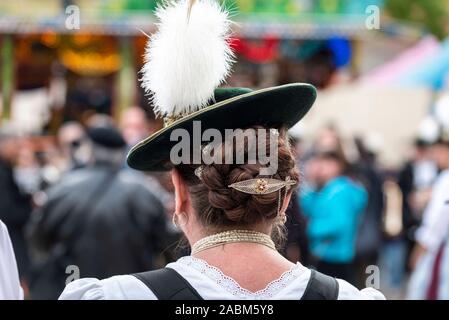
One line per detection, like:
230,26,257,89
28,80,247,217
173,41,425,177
194,164,295,218
195,165,296,195
194,166,204,180
229,177,296,195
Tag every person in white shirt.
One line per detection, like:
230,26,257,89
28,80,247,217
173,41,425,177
0,220,24,300
408,133,449,299
60,0,384,301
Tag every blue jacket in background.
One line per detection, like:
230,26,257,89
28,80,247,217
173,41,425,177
300,176,367,264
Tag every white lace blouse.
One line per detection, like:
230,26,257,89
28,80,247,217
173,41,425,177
59,256,385,300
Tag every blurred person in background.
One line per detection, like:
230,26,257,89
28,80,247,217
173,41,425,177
352,136,385,288
398,139,437,274
119,106,174,208
13,138,43,196
57,121,89,173
119,106,181,261
300,150,367,282
119,106,152,149
0,130,32,287
407,129,449,299
381,130,438,298
282,192,310,266
379,172,407,298
27,119,168,299
314,124,343,153
0,220,23,300
281,126,310,265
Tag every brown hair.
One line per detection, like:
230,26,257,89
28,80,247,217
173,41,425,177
175,126,299,231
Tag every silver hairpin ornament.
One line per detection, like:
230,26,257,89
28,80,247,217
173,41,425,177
194,166,204,180
202,143,213,156
228,176,296,195
195,165,296,195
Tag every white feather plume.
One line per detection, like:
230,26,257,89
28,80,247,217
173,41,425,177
141,0,234,118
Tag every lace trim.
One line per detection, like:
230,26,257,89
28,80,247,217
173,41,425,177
177,256,304,299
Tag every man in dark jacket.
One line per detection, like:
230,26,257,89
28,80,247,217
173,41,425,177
28,121,168,299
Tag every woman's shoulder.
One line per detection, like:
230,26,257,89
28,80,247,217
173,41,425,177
59,274,157,300
58,257,386,300
336,279,385,300
167,257,386,300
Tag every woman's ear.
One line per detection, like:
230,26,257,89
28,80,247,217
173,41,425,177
281,192,293,214
171,169,189,214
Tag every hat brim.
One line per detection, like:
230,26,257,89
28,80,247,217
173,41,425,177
127,83,316,171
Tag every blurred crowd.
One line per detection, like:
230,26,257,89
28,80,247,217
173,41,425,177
0,105,448,300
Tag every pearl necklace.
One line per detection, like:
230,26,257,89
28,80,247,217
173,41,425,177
191,230,276,255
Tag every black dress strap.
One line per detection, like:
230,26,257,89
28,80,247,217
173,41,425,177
134,267,337,300
301,269,339,300
133,268,203,300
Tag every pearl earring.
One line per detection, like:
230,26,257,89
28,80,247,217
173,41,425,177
172,212,187,228
172,213,180,228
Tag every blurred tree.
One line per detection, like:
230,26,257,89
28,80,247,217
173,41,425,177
385,0,449,39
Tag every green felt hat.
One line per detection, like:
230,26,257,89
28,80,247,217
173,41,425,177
127,83,317,171
127,1,317,171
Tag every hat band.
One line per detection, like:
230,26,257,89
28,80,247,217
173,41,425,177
163,114,186,127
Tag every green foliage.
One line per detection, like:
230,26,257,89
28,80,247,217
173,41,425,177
385,0,449,39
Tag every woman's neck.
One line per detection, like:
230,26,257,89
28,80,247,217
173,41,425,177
191,242,296,292
192,240,278,260
187,223,273,247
